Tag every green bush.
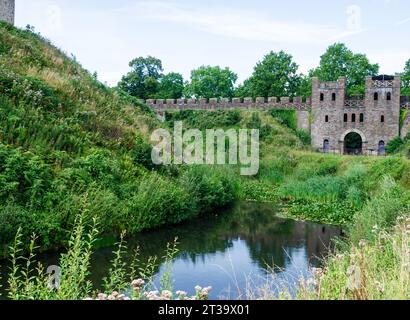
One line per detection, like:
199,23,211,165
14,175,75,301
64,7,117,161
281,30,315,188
133,135,155,170
386,137,404,154
0,204,63,255
120,173,194,233
179,166,239,213
270,110,297,131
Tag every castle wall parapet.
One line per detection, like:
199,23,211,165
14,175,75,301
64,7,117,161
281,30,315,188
145,96,312,111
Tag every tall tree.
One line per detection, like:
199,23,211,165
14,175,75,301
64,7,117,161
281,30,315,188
236,51,302,98
184,66,238,99
156,72,184,99
118,56,163,100
402,59,410,96
311,43,379,96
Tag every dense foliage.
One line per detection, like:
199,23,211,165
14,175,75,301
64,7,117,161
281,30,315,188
118,56,185,100
310,43,379,96
184,65,238,99
236,51,303,98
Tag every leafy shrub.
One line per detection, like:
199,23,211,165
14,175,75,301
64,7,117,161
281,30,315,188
133,135,155,170
0,204,63,255
121,173,194,233
386,137,404,154
270,110,297,131
179,166,239,213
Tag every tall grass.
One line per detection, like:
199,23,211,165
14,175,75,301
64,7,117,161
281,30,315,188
297,215,410,300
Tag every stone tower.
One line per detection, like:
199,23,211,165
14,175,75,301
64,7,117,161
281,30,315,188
0,0,15,25
311,75,401,155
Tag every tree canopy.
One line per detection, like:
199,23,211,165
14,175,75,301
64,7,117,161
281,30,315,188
184,66,238,99
402,59,410,96
155,72,184,99
118,45,386,101
118,56,184,100
310,43,379,96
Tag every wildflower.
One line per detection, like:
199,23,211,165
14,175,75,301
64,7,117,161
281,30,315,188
97,293,107,300
176,290,187,296
144,291,160,301
132,279,145,288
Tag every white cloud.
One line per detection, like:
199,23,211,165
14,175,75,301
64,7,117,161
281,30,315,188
117,1,359,45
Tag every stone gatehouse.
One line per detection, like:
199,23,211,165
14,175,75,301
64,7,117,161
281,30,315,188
312,75,402,156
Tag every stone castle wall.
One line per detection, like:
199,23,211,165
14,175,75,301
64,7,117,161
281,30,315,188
146,97,312,133
0,0,15,25
147,76,410,155
146,96,311,111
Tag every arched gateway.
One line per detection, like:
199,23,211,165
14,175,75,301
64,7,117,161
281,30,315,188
340,129,367,155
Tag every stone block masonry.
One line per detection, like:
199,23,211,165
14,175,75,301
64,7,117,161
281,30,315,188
0,0,15,25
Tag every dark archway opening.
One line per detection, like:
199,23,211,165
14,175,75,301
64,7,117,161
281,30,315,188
344,132,363,155
378,141,385,156
323,139,330,153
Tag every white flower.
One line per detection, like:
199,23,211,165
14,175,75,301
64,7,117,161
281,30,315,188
161,290,173,300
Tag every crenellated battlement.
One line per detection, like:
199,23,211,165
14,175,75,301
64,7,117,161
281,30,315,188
145,96,312,111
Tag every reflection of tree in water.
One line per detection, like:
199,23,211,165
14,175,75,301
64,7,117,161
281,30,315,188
116,202,341,274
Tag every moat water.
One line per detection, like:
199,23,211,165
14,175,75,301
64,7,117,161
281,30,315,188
0,202,342,300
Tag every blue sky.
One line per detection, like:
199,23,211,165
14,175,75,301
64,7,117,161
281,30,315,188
15,0,410,86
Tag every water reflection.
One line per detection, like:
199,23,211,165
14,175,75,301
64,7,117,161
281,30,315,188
0,202,342,300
